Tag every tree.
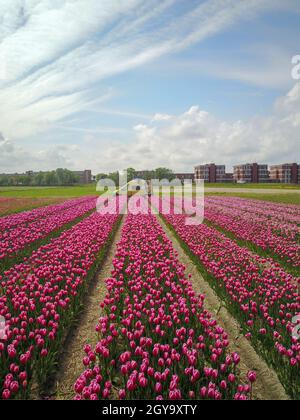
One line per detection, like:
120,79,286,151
0,175,9,186
154,168,174,181
35,172,45,186
0,169,81,187
45,171,58,186
18,175,32,185
108,172,119,187
55,168,66,185
126,168,136,182
53,168,79,185
96,173,108,183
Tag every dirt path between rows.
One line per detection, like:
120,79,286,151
156,214,289,401
55,216,125,400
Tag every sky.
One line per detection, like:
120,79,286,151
0,0,299,174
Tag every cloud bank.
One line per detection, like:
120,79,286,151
90,83,300,172
0,0,299,173
0,0,298,138
1,83,299,173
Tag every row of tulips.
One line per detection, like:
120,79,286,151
157,194,299,270
206,196,300,240
161,208,300,399
0,209,122,400
203,197,300,269
74,202,256,401
0,197,97,266
0,196,95,232
207,196,300,225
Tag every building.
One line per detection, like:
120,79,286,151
233,163,269,183
194,164,233,183
270,163,299,184
72,170,92,184
174,173,194,182
195,164,224,183
219,172,234,183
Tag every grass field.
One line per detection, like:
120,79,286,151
0,185,97,198
0,184,300,206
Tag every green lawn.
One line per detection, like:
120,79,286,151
0,184,97,198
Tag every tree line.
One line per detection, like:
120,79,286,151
0,169,80,186
95,168,175,185
0,167,176,187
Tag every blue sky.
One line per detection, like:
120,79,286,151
0,0,299,174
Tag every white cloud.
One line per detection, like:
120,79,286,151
0,0,299,173
78,82,300,173
1,82,300,173
152,114,173,122
0,137,79,173
87,108,151,120
0,0,298,140
162,47,295,90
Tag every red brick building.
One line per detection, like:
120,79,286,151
194,164,233,183
233,163,269,183
270,163,299,184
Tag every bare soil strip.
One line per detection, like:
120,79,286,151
55,216,125,400
156,214,289,401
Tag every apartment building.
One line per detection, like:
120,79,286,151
270,163,299,184
174,173,195,182
194,164,233,183
233,163,269,183
72,170,92,184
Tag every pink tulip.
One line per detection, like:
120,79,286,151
247,371,257,384
2,389,11,400
119,389,126,400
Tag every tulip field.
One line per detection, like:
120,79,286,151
0,194,299,400
159,197,300,399
0,197,122,399
204,196,300,270
74,206,256,401
0,196,98,273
